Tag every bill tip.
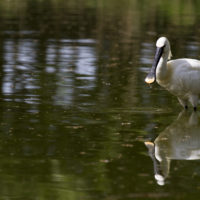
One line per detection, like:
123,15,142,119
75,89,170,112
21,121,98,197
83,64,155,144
145,76,155,84
144,141,154,147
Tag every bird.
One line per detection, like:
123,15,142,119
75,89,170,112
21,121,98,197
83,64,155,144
145,111,200,185
145,36,200,111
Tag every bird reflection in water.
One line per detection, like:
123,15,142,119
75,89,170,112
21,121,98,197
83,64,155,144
145,111,200,186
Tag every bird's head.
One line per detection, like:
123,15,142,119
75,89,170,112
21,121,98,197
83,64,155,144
145,37,172,84
156,37,172,60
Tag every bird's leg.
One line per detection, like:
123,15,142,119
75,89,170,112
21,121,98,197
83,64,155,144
178,98,188,109
189,95,198,112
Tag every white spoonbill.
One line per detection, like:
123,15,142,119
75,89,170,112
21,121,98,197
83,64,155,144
145,36,200,111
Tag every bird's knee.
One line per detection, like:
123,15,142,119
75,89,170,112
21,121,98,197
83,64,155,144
185,105,188,110
189,95,199,109
178,98,188,108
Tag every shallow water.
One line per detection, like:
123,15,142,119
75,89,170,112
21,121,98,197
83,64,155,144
1,0,200,199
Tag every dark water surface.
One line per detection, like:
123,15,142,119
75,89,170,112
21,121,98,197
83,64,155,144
1,0,200,199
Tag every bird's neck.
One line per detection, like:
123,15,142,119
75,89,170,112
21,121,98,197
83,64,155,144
156,56,168,82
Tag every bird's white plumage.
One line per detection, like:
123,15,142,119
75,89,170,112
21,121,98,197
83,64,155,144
146,37,200,109
156,37,167,48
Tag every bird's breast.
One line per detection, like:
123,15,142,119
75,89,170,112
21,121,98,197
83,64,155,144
157,65,200,98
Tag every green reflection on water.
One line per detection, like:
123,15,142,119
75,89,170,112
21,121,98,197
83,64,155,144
0,0,200,199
